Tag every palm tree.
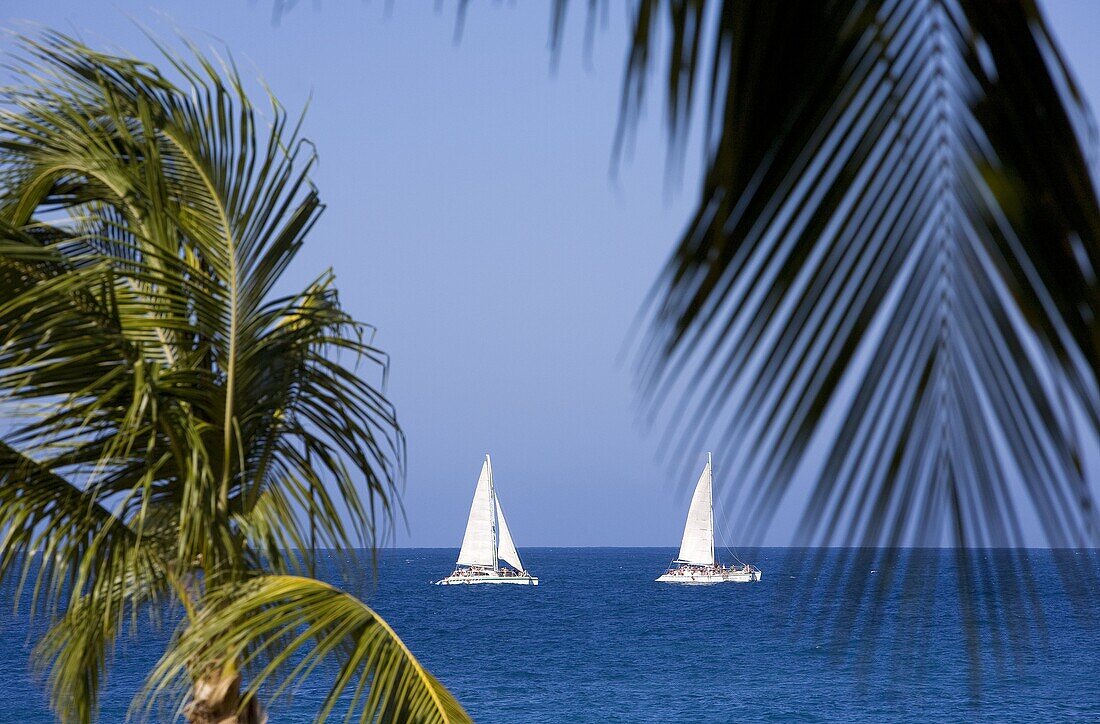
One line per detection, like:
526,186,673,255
0,33,467,723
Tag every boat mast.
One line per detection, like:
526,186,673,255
487,454,499,573
707,452,715,567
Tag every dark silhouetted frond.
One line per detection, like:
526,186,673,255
560,0,1100,672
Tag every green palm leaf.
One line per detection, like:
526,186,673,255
0,442,169,723
0,32,460,722
144,575,468,723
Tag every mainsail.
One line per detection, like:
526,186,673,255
495,498,524,571
455,454,526,571
456,456,495,567
677,454,715,566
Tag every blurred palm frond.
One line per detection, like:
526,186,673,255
598,0,1100,669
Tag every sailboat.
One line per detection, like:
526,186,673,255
656,453,761,584
436,454,538,586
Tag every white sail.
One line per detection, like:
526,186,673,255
494,497,524,571
677,455,715,566
456,456,495,567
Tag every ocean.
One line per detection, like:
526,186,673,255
0,548,1097,722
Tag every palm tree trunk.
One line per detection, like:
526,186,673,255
184,670,266,724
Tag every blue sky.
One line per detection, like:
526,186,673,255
3,1,1099,548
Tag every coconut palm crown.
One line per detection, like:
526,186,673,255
0,33,466,723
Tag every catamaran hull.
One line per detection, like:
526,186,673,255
435,575,539,586
656,570,761,584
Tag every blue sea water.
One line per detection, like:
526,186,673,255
0,548,1098,722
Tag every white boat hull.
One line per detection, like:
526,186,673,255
656,569,761,584
436,574,539,586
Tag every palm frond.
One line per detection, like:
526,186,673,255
599,1,1100,554
143,575,469,724
2,29,404,564
0,442,170,722
1,31,425,721
541,0,1100,669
